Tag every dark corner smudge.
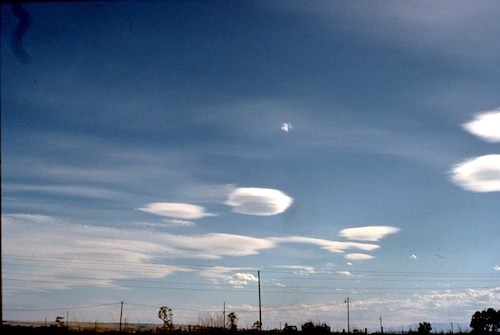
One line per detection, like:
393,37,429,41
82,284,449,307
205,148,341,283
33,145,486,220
11,3,32,65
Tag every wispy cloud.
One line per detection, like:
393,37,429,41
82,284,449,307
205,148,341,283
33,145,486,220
410,254,418,260
274,265,316,276
225,187,293,216
339,226,401,241
3,183,125,200
494,265,500,271
462,108,500,142
2,214,274,292
450,155,500,192
137,202,216,219
164,219,196,227
267,1,500,62
2,214,190,291
271,236,379,253
337,271,351,276
345,253,375,261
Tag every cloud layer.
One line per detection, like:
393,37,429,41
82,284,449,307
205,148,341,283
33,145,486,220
1,214,274,291
225,187,294,216
2,213,400,294
451,155,500,192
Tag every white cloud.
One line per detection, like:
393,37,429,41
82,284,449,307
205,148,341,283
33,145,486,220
168,233,275,259
450,155,500,192
337,271,351,276
228,273,258,287
462,108,500,142
345,253,375,261
225,187,293,216
197,266,262,288
347,262,353,266
137,202,216,219
495,265,500,271
410,254,418,260
281,122,293,132
339,226,401,241
276,282,286,287
197,266,243,282
271,236,379,253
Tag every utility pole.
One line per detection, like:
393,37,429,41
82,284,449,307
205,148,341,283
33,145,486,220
344,297,350,333
223,302,226,330
67,311,69,330
380,316,383,334
258,270,262,332
119,301,123,333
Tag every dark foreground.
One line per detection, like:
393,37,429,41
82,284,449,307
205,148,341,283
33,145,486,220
1,325,480,335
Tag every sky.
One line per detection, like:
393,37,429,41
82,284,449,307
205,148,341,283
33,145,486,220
1,0,499,332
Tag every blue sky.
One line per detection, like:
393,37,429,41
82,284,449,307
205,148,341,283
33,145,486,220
1,1,499,331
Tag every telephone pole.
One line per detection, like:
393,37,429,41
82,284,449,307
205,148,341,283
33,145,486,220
119,301,123,333
258,270,262,332
223,302,226,330
380,316,383,334
345,297,350,333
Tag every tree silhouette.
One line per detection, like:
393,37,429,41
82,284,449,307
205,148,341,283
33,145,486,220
417,322,432,334
252,320,262,330
158,306,173,332
471,308,500,333
55,316,65,328
301,321,330,335
227,312,238,331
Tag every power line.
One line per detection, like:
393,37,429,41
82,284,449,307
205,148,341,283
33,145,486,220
3,276,496,294
3,254,499,278
4,302,121,312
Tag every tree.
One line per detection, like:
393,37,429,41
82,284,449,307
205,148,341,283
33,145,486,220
158,306,173,332
227,312,238,331
301,321,330,335
252,320,262,330
418,322,432,334
301,321,316,334
470,308,500,333
55,316,65,328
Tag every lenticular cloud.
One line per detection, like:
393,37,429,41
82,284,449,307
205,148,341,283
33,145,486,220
451,155,500,192
225,187,293,216
138,202,215,219
462,108,500,142
345,253,374,261
339,226,400,241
